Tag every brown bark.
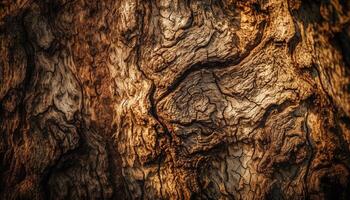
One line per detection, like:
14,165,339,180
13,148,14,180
1,0,350,199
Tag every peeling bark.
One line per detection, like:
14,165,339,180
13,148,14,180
1,0,350,199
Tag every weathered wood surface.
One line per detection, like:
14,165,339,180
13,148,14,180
0,0,350,199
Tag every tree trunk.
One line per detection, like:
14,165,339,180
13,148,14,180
1,0,350,199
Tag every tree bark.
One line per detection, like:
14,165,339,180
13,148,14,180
1,0,350,199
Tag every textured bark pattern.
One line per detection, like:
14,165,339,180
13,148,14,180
1,0,350,199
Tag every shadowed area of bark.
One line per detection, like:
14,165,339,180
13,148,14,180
0,0,350,199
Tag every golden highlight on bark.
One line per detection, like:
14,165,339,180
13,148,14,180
0,0,350,199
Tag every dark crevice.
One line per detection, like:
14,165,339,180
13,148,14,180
340,116,350,129
321,172,350,200
332,111,350,167
288,1,302,55
21,11,36,90
157,151,165,200
331,28,350,73
134,2,168,199
11,9,36,147
106,139,129,200
155,20,267,104
149,83,173,143
257,100,293,128
134,1,173,148
157,59,238,103
40,117,84,200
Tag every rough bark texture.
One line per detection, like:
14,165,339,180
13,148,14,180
1,0,350,199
